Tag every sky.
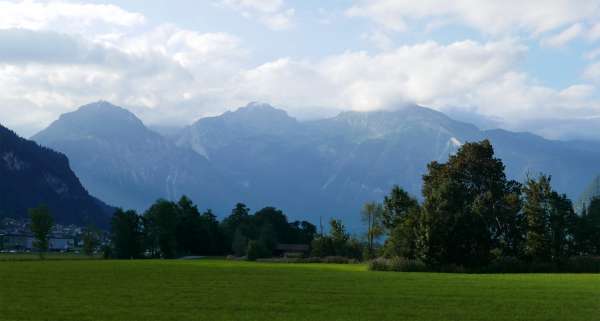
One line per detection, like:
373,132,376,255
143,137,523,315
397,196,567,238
3,0,600,140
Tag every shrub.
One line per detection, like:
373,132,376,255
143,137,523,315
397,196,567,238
369,257,428,272
564,256,600,273
246,240,270,261
256,256,359,264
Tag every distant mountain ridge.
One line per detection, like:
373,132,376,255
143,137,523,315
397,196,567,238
32,101,600,227
33,101,232,213
0,124,112,226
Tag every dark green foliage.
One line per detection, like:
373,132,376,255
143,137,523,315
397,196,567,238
421,140,522,268
576,197,600,255
142,197,229,258
29,205,54,258
107,198,317,260
110,209,143,259
231,228,248,257
523,175,577,263
198,209,228,255
376,140,597,272
369,257,428,272
143,199,178,258
175,196,202,256
222,204,316,257
310,219,363,260
382,186,419,231
383,206,423,259
246,240,270,261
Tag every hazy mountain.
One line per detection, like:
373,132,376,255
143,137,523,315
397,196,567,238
0,124,112,226
176,103,600,227
32,101,600,228
33,101,231,213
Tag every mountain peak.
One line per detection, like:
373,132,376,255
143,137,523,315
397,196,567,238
228,102,295,122
245,101,278,110
32,101,150,143
191,102,298,130
70,100,141,123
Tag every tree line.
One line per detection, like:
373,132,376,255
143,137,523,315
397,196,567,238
108,197,317,260
368,140,600,271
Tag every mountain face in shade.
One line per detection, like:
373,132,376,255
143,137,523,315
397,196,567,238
33,101,600,228
0,124,112,226
33,101,231,213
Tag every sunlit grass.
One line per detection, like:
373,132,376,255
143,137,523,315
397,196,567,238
1,259,599,321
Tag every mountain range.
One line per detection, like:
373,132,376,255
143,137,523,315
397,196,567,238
30,101,600,228
33,101,231,213
0,124,112,226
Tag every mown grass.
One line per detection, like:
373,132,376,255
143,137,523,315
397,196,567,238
0,252,100,261
1,259,599,321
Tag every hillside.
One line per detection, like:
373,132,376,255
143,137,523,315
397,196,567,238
0,124,112,226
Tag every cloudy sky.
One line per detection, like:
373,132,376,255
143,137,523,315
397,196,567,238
3,0,600,139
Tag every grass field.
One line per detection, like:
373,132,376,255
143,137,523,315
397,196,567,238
1,258,599,321
0,252,100,261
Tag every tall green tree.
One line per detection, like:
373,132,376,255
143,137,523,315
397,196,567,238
29,205,53,259
421,140,521,267
231,227,248,257
577,197,600,255
523,175,576,262
382,186,419,231
329,219,349,256
175,196,203,255
221,203,251,250
144,200,178,258
361,202,384,258
199,209,226,255
384,206,423,259
110,209,143,259
522,175,552,261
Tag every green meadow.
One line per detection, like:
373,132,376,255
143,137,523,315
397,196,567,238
1,258,599,321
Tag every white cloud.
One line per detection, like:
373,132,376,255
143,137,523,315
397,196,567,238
541,23,584,47
361,30,393,50
584,62,600,82
218,0,295,30
346,0,600,37
0,1,145,31
233,39,600,129
588,23,600,41
236,40,526,111
0,0,599,141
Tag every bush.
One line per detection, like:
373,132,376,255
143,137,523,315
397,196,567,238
256,256,359,264
370,256,600,273
564,256,600,273
246,240,270,261
369,257,428,272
